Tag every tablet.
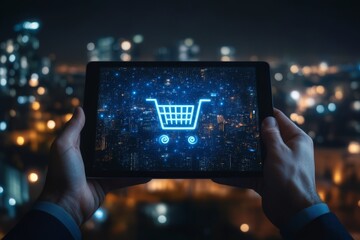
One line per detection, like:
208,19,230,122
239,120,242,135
81,62,273,178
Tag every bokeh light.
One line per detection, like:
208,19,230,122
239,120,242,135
240,223,250,233
28,172,39,183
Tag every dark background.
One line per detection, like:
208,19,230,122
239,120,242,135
1,0,360,64
0,1,360,239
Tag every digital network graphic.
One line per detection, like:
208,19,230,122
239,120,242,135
146,98,211,145
95,67,262,172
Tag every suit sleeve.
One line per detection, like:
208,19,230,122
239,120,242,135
3,202,81,240
294,212,353,240
4,210,76,240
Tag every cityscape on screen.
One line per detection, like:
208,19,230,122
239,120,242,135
95,67,262,172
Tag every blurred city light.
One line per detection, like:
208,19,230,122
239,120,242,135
305,97,315,107
157,215,167,224
29,78,39,87
65,86,73,95
348,142,360,154
28,172,39,183
8,198,16,206
318,190,326,201
0,78,6,86
9,54,16,62
184,38,194,47
319,62,329,72
6,44,14,53
0,186,3,194
22,35,29,43
16,136,25,146
0,122,7,131
133,34,144,44
220,46,231,55
290,90,300,100
297,115,305,125
220,56,231,62
333,169,342,185
9,109,16,117
93,208,107,222
316,105,325,114
352,101,360,111
37,86,46,95
316,85,325,94
334,88,343,100
350,81,359,90
19,97,27,105
71,98,80,106
120,53,131,61
31,101,40,111
156,203,167,215
22,21,40,30
65,113,73,122
328,103,336,112
274,72,283,81
121,41,131,51
240,223,250,233
46,120,56,129
41,66,49,75
290,113,298,122
0,55,6,63
31,73,39,79
87,42,95,51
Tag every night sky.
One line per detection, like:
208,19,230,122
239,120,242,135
1,0,359,64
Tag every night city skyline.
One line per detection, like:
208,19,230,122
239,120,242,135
1,1,360,64
1,1,360,239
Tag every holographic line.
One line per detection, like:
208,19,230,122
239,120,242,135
146,98,211,130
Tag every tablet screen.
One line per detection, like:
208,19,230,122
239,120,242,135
93,66,262,173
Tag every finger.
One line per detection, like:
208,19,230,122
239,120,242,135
57,107,85,144
96,178,151,194
273,108,305,143
261,115,284,149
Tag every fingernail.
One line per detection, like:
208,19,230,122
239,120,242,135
262,116,277,129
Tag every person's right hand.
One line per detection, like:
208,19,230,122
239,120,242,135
214,108,322,228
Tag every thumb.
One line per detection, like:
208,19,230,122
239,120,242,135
261,116,284,149
56,107,85,145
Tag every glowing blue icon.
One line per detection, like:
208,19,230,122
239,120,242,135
146,98,210,130
159,134,170,144
187,136,198,145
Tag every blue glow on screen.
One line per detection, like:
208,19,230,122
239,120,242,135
146,98,210,130
95,67,262,172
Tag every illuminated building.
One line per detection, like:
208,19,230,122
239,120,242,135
0,20,55,131
0,160,29,218
155,38,200,61
219,46,236,61
87,35,144,61
0,21,74,214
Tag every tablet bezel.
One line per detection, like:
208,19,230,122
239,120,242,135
81,61,273,178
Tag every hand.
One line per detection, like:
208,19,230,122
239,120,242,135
39,107,150,225
213,108,322,228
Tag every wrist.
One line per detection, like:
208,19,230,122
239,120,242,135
264,190,323,228
38,192,84,226
280,203,330,238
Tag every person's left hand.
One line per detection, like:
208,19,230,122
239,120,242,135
39,107,150,225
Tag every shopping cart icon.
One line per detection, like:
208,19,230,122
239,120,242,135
146,98,211,144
